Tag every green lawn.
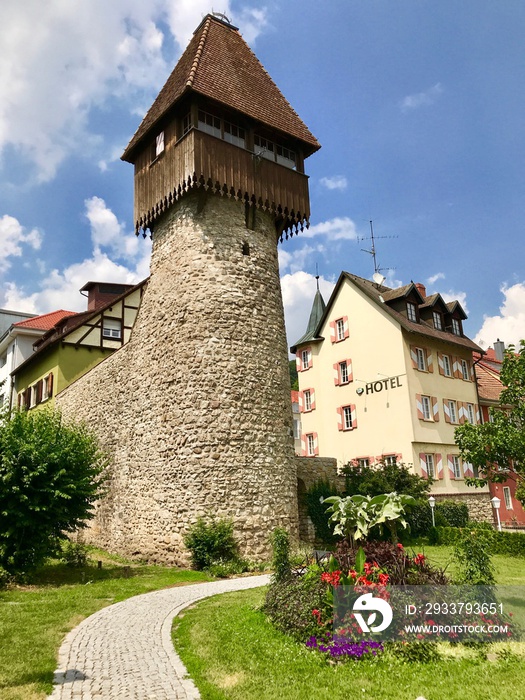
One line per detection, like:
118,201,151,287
172,548,525,700
0,550,209,700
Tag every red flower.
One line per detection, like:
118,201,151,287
378,572,389,586
397,543,404,550
414,553,426,566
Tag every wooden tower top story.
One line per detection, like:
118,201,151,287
122,13,321,240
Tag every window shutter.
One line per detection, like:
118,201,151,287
337,406,344,431
298,392,304,413
416,394,424,420
458,402,467,424
463,462,474,478
443,399,451,423
343,316,349,340
296,354,302,372
307,350,313,369
330,321,336,343
438,353,445,376
310,389,316,411
410,346,419,369
419,453,428,478
36,379,43,404
448,455,456,479
48,373,54,398
313,432,319,456
432,396,439,421
351,404,358,429
333,363,340,386
301,435,307,457
436,453,443,480
426,350,434,373
452,357,461,379
347,359,354,382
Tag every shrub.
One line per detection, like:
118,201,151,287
452,525,495,585
405,500,469,538
436,501,469,528
270,528,291,582
343,460,431,500
263,574,326,641
61,541,89,568
304,479,340,544
0,408,107,575
183,516,239,570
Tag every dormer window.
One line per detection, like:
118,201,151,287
451,318,462,336
406,302,418,322
433,311,443,330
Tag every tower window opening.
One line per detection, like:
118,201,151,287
242,241,250,256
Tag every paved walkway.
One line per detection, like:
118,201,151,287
48,574,270,700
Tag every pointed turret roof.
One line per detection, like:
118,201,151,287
122,14,320,162
292,285,326,348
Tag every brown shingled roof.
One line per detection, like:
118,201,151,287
122,14,320,162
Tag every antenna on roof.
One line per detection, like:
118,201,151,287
359,220,396,283
212,10,233,24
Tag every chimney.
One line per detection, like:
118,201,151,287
415,282,427,298
80,282,134,311
494,339,505,362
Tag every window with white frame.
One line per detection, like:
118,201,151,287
466,403,475,425
336,318,345,341
307,434,315,456
198,110,221,138
421,395,432,421
452,455,462,479
358,458,370,467
461,359,470,380
301,349,309,371
103,318,122,340
343,405,354,430
406,302,418,322
442,354,452,377
426,454,435,479
254,134,296,169
304,389,312,412
383,455,397,466
448,400,458,424
339,361,349,384
503,486,513,510
451,318,462,336
415,347,427,371
433,311,443,330
224,120,246,148
293,419,301,440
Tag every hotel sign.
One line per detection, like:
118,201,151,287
356,375,403,396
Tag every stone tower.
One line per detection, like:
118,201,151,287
57,14,320,562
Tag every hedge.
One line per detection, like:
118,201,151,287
304,479,341,545
430,524,525,556
405,500,469,538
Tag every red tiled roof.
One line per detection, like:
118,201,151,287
122,15,320,161
475,361,504,403
13,310,76,332
291,390,300,404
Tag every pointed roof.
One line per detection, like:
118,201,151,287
13,310,76,332
292,287,326,348
122,14,320,162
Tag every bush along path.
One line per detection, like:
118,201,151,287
47,574,270,700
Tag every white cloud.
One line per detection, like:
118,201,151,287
400,83,443,112
0,1,267,182
475,282,525,348
0,215,42,272
426,272,445,286
278,243,326,275
302,216,358,241
280,271,335,352
319,176,348,191
0,203,151,314
440,289,468,314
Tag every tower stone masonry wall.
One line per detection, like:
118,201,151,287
57,192,299,564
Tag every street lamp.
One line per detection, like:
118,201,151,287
428,496,436,527
491,496,502,532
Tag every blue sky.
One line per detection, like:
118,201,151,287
1,0,524,354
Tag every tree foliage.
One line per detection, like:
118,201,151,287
289,359,299,391
0,408,108,574
343,459,431,500
455,341,525,501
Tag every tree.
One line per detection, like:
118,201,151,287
0,408,108,574
455,341,525,503
289,359,299,391
343,459,431,500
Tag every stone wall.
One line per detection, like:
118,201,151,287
435,492,494,524
58,192,298,565
296,456,342,543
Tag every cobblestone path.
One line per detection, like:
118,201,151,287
48,574,270,700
